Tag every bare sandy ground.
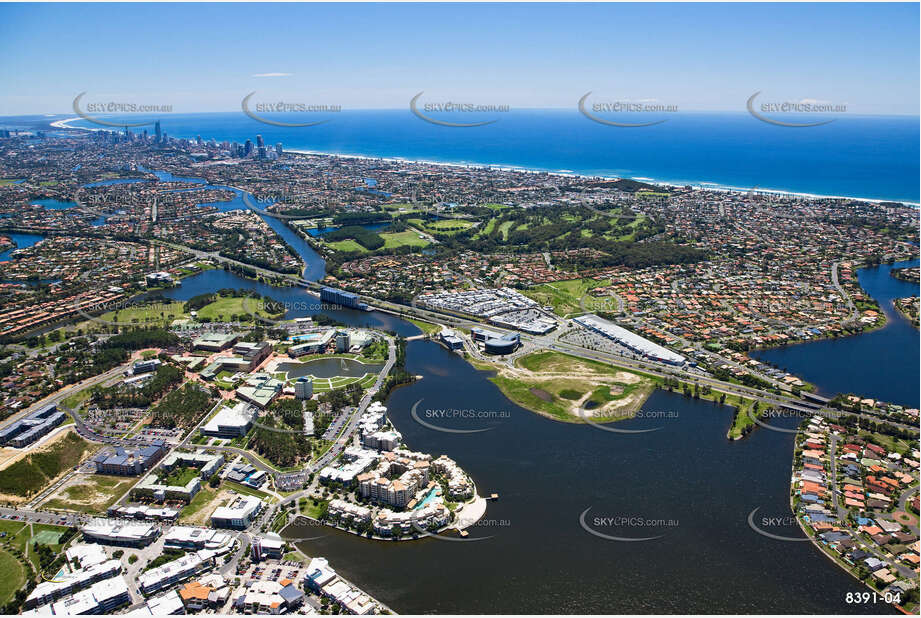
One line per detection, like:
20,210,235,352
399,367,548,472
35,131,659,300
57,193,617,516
489,354,652,420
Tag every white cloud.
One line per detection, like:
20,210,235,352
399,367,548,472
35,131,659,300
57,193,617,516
252,72,293,78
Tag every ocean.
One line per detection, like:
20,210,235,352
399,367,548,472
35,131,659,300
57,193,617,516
33,109,921,204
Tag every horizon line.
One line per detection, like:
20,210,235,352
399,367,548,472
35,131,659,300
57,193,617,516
2,108,920,120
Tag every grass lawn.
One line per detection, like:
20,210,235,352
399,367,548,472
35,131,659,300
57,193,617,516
3,522,71,571
381,230,430,249
159,466,200,488
179,487,218,523
408,318,441,335
522,278,610,317
725,395,759,439
301,499,329,520
0,520,27,537
325,239,367,253
97,301,187,327
197,295,282,322
309,372,377,392
518,350,632,376
0,179,23,186
361,339,389,360
0,547,26,606
62,388,93,410
224,481,274,502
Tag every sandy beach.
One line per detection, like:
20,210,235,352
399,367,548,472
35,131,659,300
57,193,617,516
46,115,919,206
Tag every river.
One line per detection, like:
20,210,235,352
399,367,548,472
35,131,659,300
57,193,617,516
155,258,888,612
7,170,907,613
284,341,878,614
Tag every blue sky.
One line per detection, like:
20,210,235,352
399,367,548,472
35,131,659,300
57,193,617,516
0,2,918,116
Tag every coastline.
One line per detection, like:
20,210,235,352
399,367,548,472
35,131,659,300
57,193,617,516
47,116,920,207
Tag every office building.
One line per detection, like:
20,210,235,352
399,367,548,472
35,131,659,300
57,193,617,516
0,403,66,448
193,332,239,352
93,440,166,476
210,495,263,529
294,377,313,400
320,287,367,310
200,401,254,438
81,522,159,547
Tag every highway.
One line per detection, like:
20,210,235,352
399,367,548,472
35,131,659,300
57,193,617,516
362,296,916,433
5,237,913,502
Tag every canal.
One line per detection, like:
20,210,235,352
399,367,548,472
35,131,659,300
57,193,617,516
753,259,920,408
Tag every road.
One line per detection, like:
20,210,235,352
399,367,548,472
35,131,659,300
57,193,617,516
832,261,859,323
307,335,396,474
829,434,843,518
248,337,397,528
372,298,916,433
0,361,130,435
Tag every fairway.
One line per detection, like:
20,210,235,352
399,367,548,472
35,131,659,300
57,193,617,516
381,230,431,249
0,547,26,607
197,295,282,322
97,301,187,327
416,218,475,235
325,238,366,253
